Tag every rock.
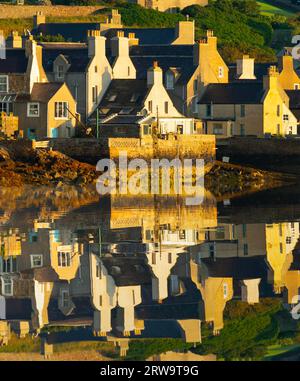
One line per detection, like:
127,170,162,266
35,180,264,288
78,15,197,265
0,147,10,162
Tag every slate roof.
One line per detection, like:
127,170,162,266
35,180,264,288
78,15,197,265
228,63,276,82
95,79,149,117
0,49,28,74
41,44,89,72
104,27,176,45
16,82,64,103
5,298,32,320
198,82,265,105
33,22,101,42
286,90,300,109
201,256,268,279
129,45,195,82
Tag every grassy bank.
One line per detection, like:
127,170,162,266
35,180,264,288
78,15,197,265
257,1,295,17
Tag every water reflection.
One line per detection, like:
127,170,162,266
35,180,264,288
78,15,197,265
1,186,300,360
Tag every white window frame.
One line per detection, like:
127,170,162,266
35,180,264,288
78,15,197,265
166,73,174,90
54,102,69,119
283,114,289,121
61,290,69,308
58,251,72,267
1,277,13,296
0,75,8,93
30,254,43,268
294,84,300,90
56,65,64,79
27,102,40,117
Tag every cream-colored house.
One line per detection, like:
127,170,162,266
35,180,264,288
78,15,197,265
199,66,298,138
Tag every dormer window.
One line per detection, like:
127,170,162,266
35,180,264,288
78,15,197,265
0,75,8,93
166,73,174,90
218,66,224,78
56,65,64,79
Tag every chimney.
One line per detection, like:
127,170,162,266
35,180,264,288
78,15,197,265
193,30,217,66
87,30,106,58
33,11,45,29
25,37,47,92
128,32,139,47
6,31,22,49
241,279,260,304
173,20,195,45
147,61,163,87
206,30,217,50
111,31,130,57
236,55,256,80
279,54,294,72
263,65,279,91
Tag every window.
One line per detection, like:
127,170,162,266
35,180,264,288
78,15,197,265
294,84,299,90
243,244,248,256
283,114,289,121
168,252,172,264
279,224,283,237
209,244,215,258
223,283,228,298
99,295,103,307
27,102,39,117
1,277,13,296
193,97,198,114
277,105,280,117
206,104,212,117
0,257,17,273
193,79,198,92
148,100,153,113
54,102,68,119
57,65,64,79
218,66,224,78
280,243,283,254
164,101,169,114
240,124,245,136
96,263,102,279
30,255,43,268
0,75,8,92
213,123,223,135
242,224,247,238
95,65,98,73
29,232,38,243
61,290,69,308
143,125,152,135
58,252,71,267
128,66,130,77
0,102,12,114
92,86,98,103
277,124,281,135
166,73,174,90
152,252,156,265
240,104,245,117
286,237,292,244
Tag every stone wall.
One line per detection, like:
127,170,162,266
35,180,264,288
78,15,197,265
0,5,105,19
109,134,216,162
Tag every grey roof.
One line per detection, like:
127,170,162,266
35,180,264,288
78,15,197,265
228,63,276,82
95,79,148,117
5,298,32,320
0,49,28,74
199,82,265,105
286,90,300,109
41,45,89,72
16,82,64,103
33,22,101,42
129,45,195,82
104,27,176,45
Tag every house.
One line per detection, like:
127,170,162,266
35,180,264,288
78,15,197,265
198,66,298,138
128,0,208,13
41,30,113,122
15,82,78,139
129,30,229,117
94,62,197,136
31,10,196,46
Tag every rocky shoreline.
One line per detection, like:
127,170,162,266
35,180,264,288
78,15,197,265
0,145,296,197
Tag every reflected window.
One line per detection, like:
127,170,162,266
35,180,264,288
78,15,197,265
58,252,71,267
30,255,43,268
1,277,13,296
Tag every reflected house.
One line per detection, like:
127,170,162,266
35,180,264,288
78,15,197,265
90,253,147,337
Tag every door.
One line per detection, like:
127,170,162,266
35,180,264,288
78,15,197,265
51,128,58,138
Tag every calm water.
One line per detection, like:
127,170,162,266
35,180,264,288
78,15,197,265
1,184,300,361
